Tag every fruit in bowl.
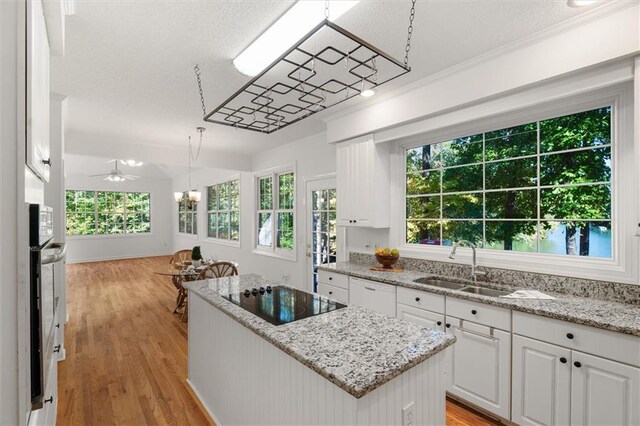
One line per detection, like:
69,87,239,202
375,247,400,269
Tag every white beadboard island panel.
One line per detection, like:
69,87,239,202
189,293,448,425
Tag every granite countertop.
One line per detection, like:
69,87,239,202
319,262,640,337
185,274,455,399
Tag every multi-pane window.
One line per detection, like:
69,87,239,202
405,106,612,258
257,171,295,251
66,190,151,236
207,179,240,242
311,188,337,291
178,191,198,235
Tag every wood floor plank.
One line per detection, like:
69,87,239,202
57,256,499,426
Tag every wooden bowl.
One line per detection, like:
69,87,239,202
375,253,399,269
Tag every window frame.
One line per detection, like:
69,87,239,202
390,84,637,284
65,190,152,238
205,176,241,247
177,190,198,236
253,165,297,261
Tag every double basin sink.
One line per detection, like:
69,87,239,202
413,277,512,297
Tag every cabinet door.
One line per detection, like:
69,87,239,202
397,303,444,332
317,282,349,305
349,278,396,317
335,142,352,226
571,351,640,426
512,335,571,426
26,0,51,182
352,139,374,226
447,317,511,419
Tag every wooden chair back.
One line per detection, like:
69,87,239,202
197,261,239,280
170,249,192,267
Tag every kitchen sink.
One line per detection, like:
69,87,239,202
459,286,512,297
413,277,468,290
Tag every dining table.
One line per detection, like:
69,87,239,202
155,263,206,321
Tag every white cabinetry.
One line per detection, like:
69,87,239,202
396,287,445,332
336,135,390,228
512,335,571,425
397,304,444,331
317,270,349,304
447,316,511,419
513,312,640,426
26,0,51,182
349,277,396,316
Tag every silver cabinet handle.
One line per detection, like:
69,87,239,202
42,242,66,265
457,320,497,341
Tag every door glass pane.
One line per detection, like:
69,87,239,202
310,188,337,292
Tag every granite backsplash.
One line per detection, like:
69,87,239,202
349,252,640,305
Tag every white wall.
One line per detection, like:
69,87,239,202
65,175,174,263
173,132,337,291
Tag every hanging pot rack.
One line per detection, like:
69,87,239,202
195,1,416,134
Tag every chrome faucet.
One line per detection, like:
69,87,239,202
448,240,486,282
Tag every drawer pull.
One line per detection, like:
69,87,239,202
559,357,567,364
566,333,574,340
445,323,451,328
471,309,477,315
364,286,376,291
574,361,582,368
458,325,496,341
436,321,442,326
44,397,53,404
328,291,333,295
55,323,60,329
54,345,61,353
328,277,333,281
415,297,420,302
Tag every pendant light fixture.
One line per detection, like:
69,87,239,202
175,127,205,205
194,0,417,134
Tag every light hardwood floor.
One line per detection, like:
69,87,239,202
58,256,499,426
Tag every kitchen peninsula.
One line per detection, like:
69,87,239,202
185,274,455,426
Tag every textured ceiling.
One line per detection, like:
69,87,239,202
65,153,196,180
52,0,607,157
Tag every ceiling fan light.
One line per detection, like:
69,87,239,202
122,159,143,167
233,0,359,77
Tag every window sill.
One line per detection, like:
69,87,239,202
204,237,241,249
66,233,154,241
176,232,199,240
252,248,297,263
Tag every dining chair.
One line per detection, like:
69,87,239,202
170,249,192,268
197,261,239,280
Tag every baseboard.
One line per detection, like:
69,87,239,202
65,252,173,264
186,379,221,426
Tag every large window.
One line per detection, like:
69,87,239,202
257,171,295,252
178,191,198,235
66,190,151,236
405,106,612,258
207,179,240,242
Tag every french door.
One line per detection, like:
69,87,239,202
305,178,337,293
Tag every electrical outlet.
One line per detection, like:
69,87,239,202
402,401,415,426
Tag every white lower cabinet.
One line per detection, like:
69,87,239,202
512,335,571,426
571,351,640,426
396,303,444,332
317,282,349,305
349,277,396,317
447,316,511,419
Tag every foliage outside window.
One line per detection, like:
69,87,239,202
405,107,612,258
178,191,198,235
257,171,295,251
207,179,240,242
66,190,151,236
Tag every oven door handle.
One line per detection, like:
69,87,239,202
42,243,66,265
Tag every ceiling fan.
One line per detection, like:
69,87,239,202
90,160,140,182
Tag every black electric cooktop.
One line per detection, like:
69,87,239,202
222,285,347,326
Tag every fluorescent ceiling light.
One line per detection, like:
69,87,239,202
233,0,359,77
567,0,599,7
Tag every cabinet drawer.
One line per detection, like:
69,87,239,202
317,283,349,305
446,297,511,331
349,278,396,317
317,270,349,289
513,311,640,367
397,287,445,313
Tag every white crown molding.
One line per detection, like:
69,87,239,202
322,0,640,125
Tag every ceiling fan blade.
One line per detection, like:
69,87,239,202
89,173,111,177
123,175,141,180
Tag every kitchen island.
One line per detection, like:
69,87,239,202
185,274,455,426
